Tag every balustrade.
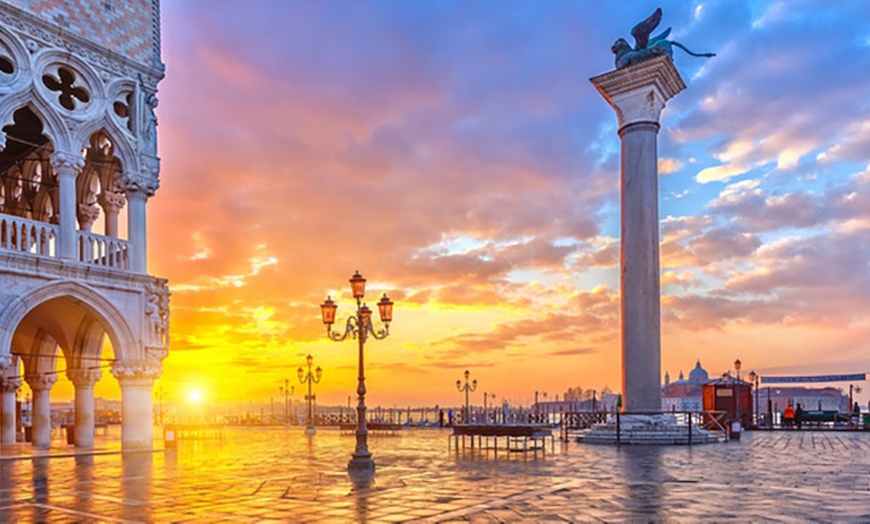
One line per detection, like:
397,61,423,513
77,231,129,269
0,212,129,270
0,214,58,256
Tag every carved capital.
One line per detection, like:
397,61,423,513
111,361,161,387
50,151,86,177
0,376,22,393
590,55,685,129
121,172,158,198
97,191,126,214
25,373,58,391
77,202,101,229
66,367,102,388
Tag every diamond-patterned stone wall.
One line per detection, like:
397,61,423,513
9,0,159,67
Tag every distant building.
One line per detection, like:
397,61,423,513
661,360,708,412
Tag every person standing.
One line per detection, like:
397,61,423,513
795,403,803,430
784,403,795,429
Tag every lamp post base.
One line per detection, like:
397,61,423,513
348,454,375,482
304,426,316,436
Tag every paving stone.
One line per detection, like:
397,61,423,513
2,427,870,521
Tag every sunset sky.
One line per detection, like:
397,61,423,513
106,1,870,408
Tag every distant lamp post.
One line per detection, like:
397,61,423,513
456,370,477,424
733,359,742,429
483,392,496,424
298,354,323,436
321,270,393,480
748,371,760,427
279,380,294,425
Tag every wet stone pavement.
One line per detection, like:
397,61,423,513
1,427,870,522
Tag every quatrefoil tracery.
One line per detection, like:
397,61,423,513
42,66,90,110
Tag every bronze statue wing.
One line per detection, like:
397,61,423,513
631,7,662,50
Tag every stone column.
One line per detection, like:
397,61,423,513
590,56,685,412
67,368,101,448
126,190,148,273
51,152,85,260
25,374,57,449
0,375,20,445
97,191,125,238
112,362,160,450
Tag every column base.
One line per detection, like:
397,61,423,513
348,455,375,482
304,427,317,436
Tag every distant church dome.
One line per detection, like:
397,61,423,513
688,360,709,383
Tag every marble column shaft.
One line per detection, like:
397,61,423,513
127,191,148,273
25,374,57,450
68,368,101,448
51,152,85,261
590,56,685,413
0,377,21,444
113,362,160,450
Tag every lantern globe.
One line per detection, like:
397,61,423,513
349,270,366,299
320,296,337,326
377,293,394,323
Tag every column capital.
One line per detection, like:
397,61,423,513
77,202,101,231
112,361,162,387
25,373,58,391
50,151,86,176
0,376,21,393
97,191,126,214
66,368,102,388
121,172,159,199
590,55,685,129
0,355,11,369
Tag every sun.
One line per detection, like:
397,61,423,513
187,389,203,404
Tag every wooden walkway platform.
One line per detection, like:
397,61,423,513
450,424,554,453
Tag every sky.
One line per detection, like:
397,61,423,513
107,0,870,409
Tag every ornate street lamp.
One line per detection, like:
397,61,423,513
298,354,322,436
749,370,760,427
279,380,294,425
456,370,477,424
321,270,393,480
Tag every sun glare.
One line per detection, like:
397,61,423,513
187,389,203,404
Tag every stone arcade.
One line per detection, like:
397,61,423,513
0,0,167,450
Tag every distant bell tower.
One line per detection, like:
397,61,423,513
0,0,168,451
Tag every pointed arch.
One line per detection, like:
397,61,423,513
0,98,67,153
0,280,136,364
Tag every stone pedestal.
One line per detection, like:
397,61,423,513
590,56,685,412
68,368,101,448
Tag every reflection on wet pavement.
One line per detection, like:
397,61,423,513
1,427,870,521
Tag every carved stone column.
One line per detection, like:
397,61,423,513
97,191,125,238
112,361,161,450
590,56,685,412
67,368,101,448
123,179,154,274
24,374,58,449
51,151,85,260
0,375,21,445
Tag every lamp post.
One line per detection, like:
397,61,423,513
749,370,760,427
279,380,294,425
321,270,393,480
483,392,495,425
733,359,742,427
298,355,322,436
456,370,477,425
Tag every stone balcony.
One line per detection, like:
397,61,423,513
0,212,130,272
